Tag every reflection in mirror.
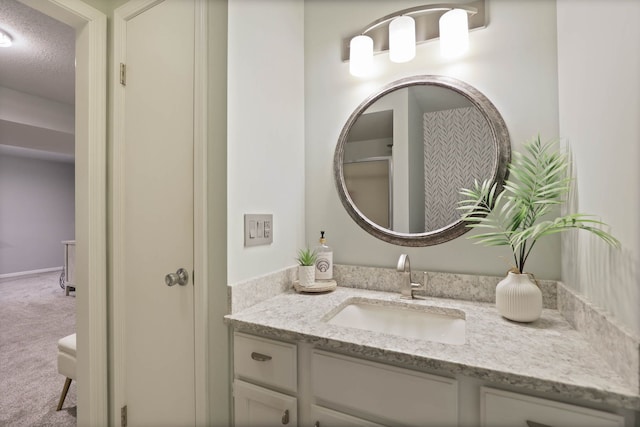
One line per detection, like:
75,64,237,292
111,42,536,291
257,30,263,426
344,158,393,228
335,75,510,246
344,110,394,228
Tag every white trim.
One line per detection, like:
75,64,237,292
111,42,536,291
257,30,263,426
17,1,108,426
111,4,130,424
19,0,102,27
0,267,63,280
112,0,209,424
193,0,209,424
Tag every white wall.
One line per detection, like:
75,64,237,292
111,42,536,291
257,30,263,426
0,86,74,134
557,0,640,336
407,89,424,233
0,153,75,274
0,86,75,134
0,88,74,158
227,0,305,283
305,0,561,278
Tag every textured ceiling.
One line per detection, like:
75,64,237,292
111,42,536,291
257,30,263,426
0,0,75,105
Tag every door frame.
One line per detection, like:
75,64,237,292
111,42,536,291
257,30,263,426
18,0,108,425
111,0,209,424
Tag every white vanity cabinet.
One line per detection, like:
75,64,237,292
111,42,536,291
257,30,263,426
480,387,624,427
232,332,631,427
233,333,298,426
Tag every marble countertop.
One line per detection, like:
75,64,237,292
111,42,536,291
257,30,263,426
224,286,640,411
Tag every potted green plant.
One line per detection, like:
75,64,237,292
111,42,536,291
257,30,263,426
296,248,317,287
458,135,619,322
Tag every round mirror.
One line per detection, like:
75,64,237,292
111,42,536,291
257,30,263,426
334,75,510,246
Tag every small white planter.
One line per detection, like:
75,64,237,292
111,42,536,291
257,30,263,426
298,265,315,287
495,272,542,322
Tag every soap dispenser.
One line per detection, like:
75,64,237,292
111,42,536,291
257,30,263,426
314,231,333,281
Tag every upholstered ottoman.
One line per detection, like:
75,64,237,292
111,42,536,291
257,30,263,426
56,333,76,411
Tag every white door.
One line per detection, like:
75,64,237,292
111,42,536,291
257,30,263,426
118,0,196,425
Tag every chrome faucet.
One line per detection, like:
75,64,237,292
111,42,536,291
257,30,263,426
396,254,424,299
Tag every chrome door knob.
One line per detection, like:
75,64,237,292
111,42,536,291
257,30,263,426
165,268,189,286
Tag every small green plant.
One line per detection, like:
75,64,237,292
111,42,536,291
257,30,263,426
458,135,619,274
296,248,317,266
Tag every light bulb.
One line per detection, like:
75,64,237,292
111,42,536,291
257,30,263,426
389,16,416,63
349,35,373,77
439,9,469,59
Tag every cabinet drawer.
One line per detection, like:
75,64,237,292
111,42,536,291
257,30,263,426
312,350,458,426
234,332,297,393
310,404,386,427
480,387,624,427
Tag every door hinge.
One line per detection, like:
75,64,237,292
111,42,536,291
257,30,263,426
120,63,127,86
121,405,127,427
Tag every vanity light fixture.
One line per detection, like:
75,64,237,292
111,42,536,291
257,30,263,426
389,16,416,63
0,29,13,47
345,0,486,77
440,9,469,59
350,35,374,77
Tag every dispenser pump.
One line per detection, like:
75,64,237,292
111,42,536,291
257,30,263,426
315,231,333,281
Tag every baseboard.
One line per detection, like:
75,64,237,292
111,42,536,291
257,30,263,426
0,266,63,280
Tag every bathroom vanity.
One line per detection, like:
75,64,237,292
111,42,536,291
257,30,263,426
225,285,639,427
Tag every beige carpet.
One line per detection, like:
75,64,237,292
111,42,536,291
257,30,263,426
0,271,76,426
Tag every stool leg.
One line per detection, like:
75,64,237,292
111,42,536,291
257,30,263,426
57,378,72,411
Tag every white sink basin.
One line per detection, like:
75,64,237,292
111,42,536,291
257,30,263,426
325,300,466,345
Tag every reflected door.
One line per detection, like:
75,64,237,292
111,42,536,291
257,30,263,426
344,159,392,228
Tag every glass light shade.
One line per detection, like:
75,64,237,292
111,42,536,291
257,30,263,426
439,9,469,59
0,30,12,47
349,35,374,77
389,16,416,63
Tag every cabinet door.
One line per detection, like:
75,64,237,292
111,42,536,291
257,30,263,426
234,380,297,427
310,404,386,427
312,350,458,426
480,387,624,427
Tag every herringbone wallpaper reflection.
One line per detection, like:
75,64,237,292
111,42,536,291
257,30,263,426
424,107,494,231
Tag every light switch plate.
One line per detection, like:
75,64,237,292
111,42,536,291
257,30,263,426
244,214,273,247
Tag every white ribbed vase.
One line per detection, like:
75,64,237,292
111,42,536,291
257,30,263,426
298,265,315,287
495,272,542,322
